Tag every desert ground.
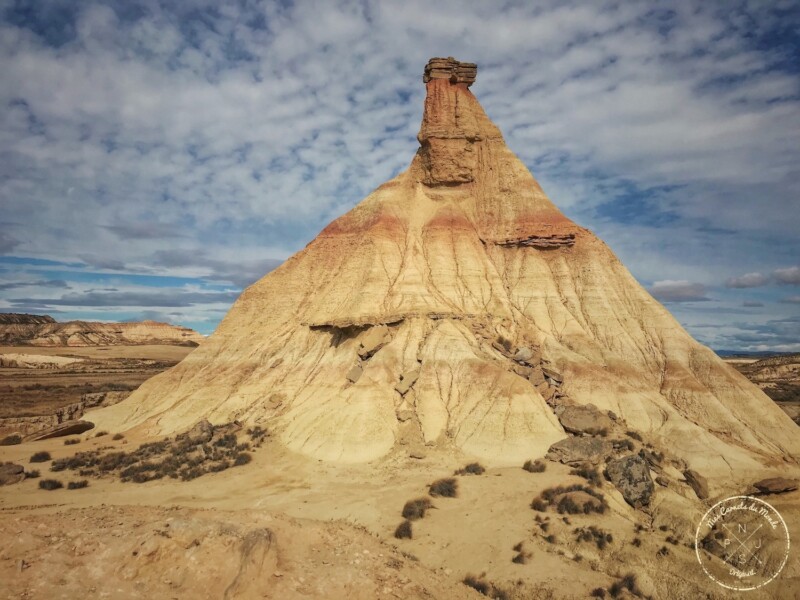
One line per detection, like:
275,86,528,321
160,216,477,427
1,345,798,599
0,345,194,429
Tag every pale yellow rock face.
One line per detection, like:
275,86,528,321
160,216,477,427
90,62,799,478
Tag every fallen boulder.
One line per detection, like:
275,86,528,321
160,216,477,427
752,477,798,495
346,365,363,384
683,469,709,500
357,325,390,360
0,462,25,486
606,454,655,508
556,404,613,436
546,437,610,466
394,369,420,396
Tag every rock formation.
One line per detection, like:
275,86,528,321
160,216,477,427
88,58,799,488
0,313,203,346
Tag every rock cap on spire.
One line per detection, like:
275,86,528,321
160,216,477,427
423,57,477,87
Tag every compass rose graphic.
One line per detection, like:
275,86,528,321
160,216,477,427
695,496,790,591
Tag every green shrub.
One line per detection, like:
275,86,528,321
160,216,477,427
429,478,457,498
394,520,412,539
402,498,433,521
39,479,63,490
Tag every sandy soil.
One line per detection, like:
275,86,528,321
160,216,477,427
2,429,798,599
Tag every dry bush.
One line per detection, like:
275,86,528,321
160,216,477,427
25,470,40,479
625,430,643,442
39,479,63,490
94,431,108,438
112,433,124,440
574,526,613,550
67,480,89,489
609,573,649,598
233,452,252,466
590,589,606,598
402,497,433,521
455,462,485,476
532,484,608,515
429,478,457,498
0,434,21,446
394,520,412,539
523,459,546,473
570,465,602,487
64,439,80,445
29,451,51,463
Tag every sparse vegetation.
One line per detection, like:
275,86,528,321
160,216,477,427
462,575,509,600
590,588,606,598
94,431,108,438
574,526,613,550
570,465,602,486
531,484,608,515
429,478,457,498
49,422,260,483
67,480,89,489
64,438,80,445
625,430,643,442
657,545,670,557
402,497,434,521
39,479,63,490
112,433,124,440
511,541,531,564
233,452,252,466
0,434,22,446
523,459,546,473
612,438,635,452
609,573,649,599
394,520,412,539
632,538,642,547
25,470,40,479
454,462,485,476
29,451,51,463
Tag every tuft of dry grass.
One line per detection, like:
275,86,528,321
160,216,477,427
454,462,485,476
30,451,51,463
402,497,433,521
523,459,546,473
429,478,457,498
394,520,412,539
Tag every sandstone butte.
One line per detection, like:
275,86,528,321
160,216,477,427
88,58,799,488
0,313,203,346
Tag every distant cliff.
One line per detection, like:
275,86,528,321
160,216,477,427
0,313,203,346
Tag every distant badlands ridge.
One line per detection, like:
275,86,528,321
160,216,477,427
0,313,203,347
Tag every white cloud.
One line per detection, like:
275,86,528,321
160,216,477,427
649,280,710,303
774,266,800,285
726,272,769,288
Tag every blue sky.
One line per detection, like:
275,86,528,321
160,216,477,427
0,0,798,351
